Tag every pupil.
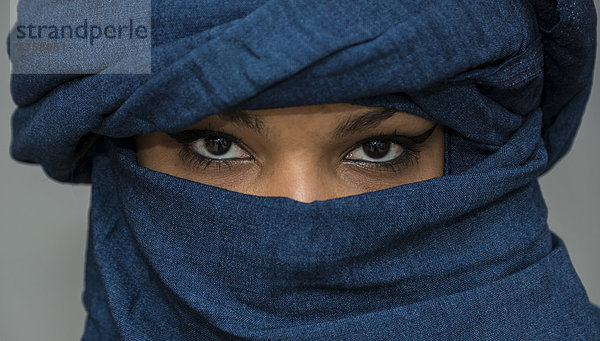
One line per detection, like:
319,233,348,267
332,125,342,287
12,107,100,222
363,140,390,159
205,138,231,155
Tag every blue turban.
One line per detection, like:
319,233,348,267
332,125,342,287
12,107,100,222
8,0,600,339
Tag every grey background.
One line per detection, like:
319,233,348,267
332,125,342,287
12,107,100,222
1,2,598,340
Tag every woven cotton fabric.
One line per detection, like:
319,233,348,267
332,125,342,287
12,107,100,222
8,0,600,339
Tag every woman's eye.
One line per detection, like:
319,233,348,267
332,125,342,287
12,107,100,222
167,130,253,166
345,140,405,162
190,137,251,160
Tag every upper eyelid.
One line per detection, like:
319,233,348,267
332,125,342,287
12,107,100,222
168,129,241,144
168,129,255,157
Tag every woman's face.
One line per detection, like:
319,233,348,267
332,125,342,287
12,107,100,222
135,103,444,203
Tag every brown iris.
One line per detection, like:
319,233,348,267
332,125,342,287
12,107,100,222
362,140,391,159
204,138,232,155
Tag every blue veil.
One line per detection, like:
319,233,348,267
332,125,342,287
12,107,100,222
9,0,600,339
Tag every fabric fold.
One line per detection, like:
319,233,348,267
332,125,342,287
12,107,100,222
10,0,593,182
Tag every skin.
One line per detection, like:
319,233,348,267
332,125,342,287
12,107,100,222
135,103,445,203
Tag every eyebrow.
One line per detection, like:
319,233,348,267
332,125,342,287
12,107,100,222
218,110,268,135
216,107,400,138
332,107,399,138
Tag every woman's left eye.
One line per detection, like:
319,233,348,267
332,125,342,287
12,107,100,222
345,140,405,162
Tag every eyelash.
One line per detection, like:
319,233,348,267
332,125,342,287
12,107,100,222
168,129,429,174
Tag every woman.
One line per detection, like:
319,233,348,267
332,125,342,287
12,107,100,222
8,0,599,339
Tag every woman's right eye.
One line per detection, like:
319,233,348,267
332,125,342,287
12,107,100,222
189,137,251,160
167,130,253,166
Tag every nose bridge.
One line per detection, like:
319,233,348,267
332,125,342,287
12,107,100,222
260,154,337,203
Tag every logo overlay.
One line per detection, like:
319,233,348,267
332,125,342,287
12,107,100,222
9,0,151,74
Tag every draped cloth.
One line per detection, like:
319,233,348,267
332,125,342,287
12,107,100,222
8,0,600,339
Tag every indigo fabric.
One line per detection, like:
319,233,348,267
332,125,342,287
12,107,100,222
8,0,600,339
